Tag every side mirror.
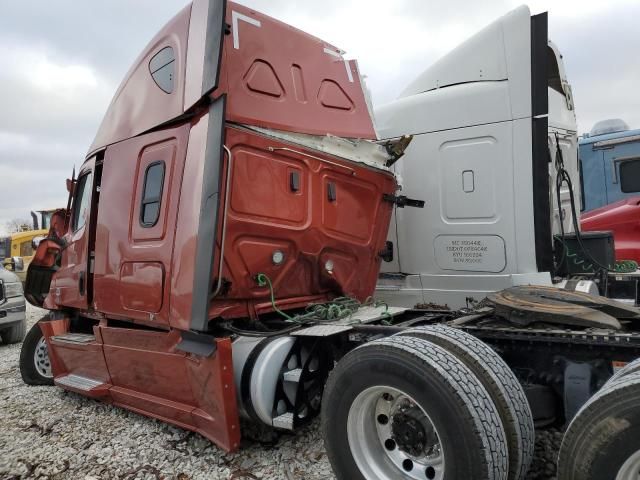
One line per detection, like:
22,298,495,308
32,236,46,249
12,256,24,271
66,178,75,193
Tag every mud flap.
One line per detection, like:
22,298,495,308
563,361,594,423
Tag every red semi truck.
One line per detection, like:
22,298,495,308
17,2,640,480
18,2,531,479
22,0,397,447
582,197,640,264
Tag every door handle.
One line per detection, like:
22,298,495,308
79,271,85,296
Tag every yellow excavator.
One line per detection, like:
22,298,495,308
1,210,58,284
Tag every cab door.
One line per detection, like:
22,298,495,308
53,158,96,309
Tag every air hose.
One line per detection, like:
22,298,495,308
255,272,391,324
255,273,293,320
556,238,638,274
553,133,638,276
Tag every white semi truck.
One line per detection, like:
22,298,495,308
371,7,640,471
376,6,585,310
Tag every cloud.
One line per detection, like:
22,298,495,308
0,0,638,235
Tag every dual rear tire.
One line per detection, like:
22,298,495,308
558,367,640,480
322,327,534,480
397,325,534,480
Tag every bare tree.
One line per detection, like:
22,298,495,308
5,218,32,234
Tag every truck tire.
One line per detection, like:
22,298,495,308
20,321,54,385
606,357,640,387
1,319,26,344
397,325,534,480
322,335,508,480
557,370,640,480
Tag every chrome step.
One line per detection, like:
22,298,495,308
55,374,105,392
283,368,302,383
51,333,95,345
272,412,294,430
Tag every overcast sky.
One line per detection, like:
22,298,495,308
0,0,638,235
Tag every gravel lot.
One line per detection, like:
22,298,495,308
0,305,561,479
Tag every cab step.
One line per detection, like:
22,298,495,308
54,374,111,398
50,333,96,345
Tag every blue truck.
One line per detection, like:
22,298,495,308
579,119,640,213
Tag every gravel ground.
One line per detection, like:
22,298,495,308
0,305,561,480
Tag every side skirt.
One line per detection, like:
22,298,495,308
40,319,240,452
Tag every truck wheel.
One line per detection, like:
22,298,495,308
322,335,508,480
557,371,640,480
606,357,640,386
398,325,534,480
1,319,26,344
20,321,54,385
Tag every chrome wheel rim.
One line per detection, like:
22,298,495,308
34,337,53,378
347,386,444,480
616,449,640,480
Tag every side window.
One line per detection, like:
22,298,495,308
620,159,640,193
72,173,93,232
149,47,175,94
20,241,33,257
547,47,563,95
140,162,165,227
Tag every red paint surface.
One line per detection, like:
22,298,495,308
221,3,376,139
204,126,395,322
51,158,96,310
36,0,394,452
581,197,640,263
38,319,71,378
89,1,376,155
91,126,190,327
89,5,191,154
40,319,241,452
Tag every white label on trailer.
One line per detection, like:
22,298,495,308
434,235,506,273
